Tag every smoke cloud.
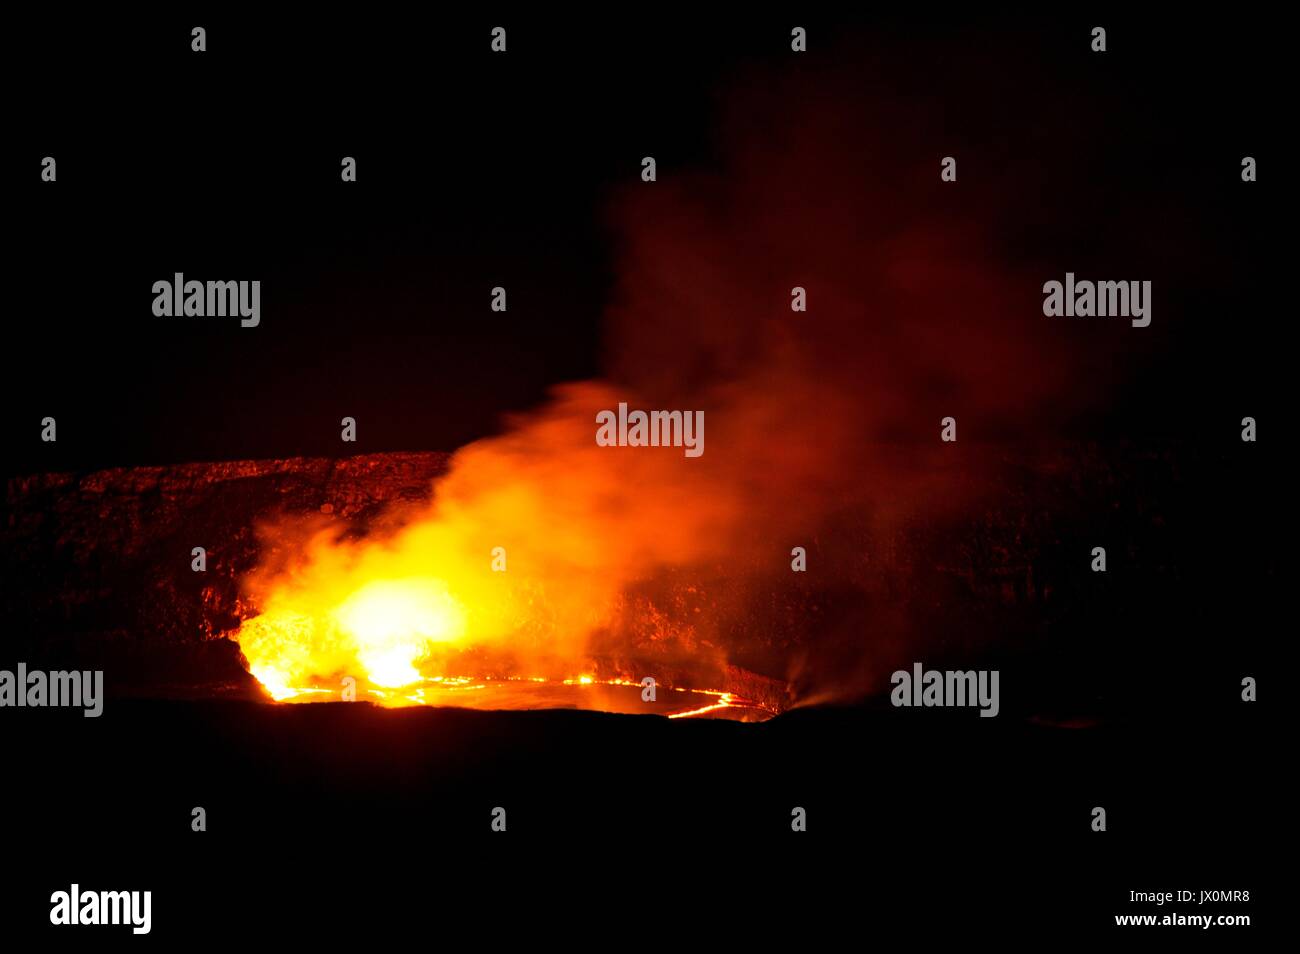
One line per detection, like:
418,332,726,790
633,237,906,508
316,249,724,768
235,45,1134,704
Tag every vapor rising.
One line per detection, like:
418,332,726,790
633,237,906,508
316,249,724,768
233,49,1116,703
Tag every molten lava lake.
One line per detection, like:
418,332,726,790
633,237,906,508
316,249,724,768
262,676,776,722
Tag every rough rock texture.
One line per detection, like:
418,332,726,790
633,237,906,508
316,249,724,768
4,444,1208,711
4,453,450,698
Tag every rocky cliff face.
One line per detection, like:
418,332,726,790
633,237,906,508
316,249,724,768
4,454,450,698
5,444,1195,711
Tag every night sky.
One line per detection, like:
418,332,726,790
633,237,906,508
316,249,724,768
6,13,1280,474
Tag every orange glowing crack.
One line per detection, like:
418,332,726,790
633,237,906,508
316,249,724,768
246,669,759,718
667,692,736,719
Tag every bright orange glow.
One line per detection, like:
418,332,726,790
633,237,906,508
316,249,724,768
227,382,758,707
667,692,735,719
224,379,808,720
232,539,519,698
249,673,762,718
333,578,466,686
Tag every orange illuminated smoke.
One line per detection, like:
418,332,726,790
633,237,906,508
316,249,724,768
227,384,773,718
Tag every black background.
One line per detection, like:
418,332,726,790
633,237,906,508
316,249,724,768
3,9,1281,944
5,11,1282,473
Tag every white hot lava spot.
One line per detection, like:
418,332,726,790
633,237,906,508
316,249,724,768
332,578,467,687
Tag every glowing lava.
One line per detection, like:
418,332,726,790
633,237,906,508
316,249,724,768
332,578,467,686
236,575,471,697
251,671,768,720
230,571,771,719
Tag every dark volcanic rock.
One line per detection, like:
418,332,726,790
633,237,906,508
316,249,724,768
4,453,450,698
4,442,1236,717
